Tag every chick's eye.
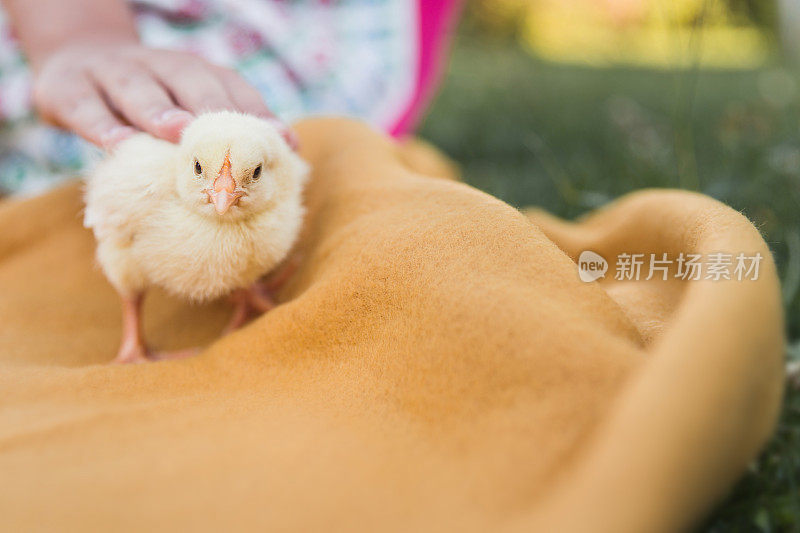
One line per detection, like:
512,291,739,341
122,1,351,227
194,160,202,176
252,164,262,181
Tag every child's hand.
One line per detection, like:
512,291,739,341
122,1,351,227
33,42,276,148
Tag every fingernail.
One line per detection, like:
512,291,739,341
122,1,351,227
100,126,136,149
284,129,300,151
157,109,193,124
264,117,300,151
256,109,277,120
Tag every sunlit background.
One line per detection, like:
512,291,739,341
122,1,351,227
418,0,799,529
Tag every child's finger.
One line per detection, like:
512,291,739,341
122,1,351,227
91,62,192,143
212,66,273,118
34,74,134,149
212,66,300,150
145,52,237,115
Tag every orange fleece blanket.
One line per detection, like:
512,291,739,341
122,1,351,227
0,118,785,532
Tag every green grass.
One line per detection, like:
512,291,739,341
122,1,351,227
419,35,800,531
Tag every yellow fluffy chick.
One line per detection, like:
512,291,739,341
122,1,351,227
84,111,308,364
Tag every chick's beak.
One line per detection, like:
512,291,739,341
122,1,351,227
207,152,244,215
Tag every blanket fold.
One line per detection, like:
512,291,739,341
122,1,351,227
0,118,784,532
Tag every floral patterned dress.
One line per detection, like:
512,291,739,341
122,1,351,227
0,0,460,194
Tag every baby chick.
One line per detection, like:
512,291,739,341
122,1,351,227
84,111,308,364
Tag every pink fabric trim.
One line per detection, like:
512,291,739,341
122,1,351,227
388,0,463,137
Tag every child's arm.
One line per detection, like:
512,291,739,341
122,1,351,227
4,0,138,67
3,0,275,147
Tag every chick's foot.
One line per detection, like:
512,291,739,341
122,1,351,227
247,282,275,313
223,289,253,334
113,342,150,365
112,293,150,364
221,282,279,336
245,255,301,315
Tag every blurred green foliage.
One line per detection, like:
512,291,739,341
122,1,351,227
463,0,779,37
419,32,800,531
727,0,778,29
